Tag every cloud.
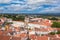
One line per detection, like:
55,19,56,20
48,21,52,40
0,0,12,3
0,0,60,13
39,5,60,13
26,0,46,4
0,7,4,9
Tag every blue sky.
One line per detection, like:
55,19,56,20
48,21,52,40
0,0,60,14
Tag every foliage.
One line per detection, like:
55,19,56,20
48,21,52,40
50,31,60,35
56,31,60,34
51,22,60,28
16,15,25,21
48,17,58,20
4,22,13,25
50,32,55,35
2,14,25,21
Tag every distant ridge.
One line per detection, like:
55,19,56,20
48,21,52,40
0,13,60,16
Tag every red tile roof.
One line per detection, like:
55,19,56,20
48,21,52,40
30,21,52,27
36,36,48,40
29,35,48,40
20,33,27,38
0,31,3,35
55,28,60,31
35,27,53,32
14,33,27,38
0,35,11,40
50,37,60,40
3,36,10,40
12,37,21,40
57,34,60,37
30,18,52,26
29,34,37,40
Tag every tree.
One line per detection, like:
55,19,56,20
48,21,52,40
15,15,25,21
51,22,60,28
50,32,55,35
50,31,60,35
48,17,58,20
56,31,60,34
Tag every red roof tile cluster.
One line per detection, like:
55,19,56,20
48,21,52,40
14,27,20,32
35,27,53,32
51,38,60,40
29,35,37,40
0,18,56,40
58,34,60,37
37,36,48,40
14,33,28,40
2,36,11,40
0,30,9,35
20,33,27,38
46,34,60,40
29,35,48,40
12,37,21,40
0,35,11,40
30,18,52,26
56,28,60,31
0,30,3,35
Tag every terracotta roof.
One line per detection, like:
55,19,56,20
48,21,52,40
57,34,60,37
0,31,8,35
29,34,37,40
50,37,60,40
0,35,3,39
56,28,60,31
29,35,48,40
3,36,10,40
29,18,52,26
30,21,52,26
14,33,27,38
20,33,27,38
35,27,53,32
7,29,13,33
0,35,11,40
36,36,48,40
12,37,21,40
0,31,3,35
14,27,20,32
46,34,60,40
14,34,21,37
46,35,56,38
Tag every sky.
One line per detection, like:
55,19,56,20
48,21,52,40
0,0,60,14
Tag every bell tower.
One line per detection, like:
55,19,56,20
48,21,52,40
24,16,29,28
